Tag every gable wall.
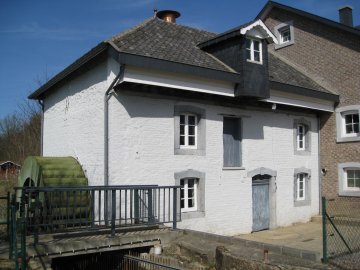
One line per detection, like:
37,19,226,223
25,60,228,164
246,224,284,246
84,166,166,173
263,8,360,200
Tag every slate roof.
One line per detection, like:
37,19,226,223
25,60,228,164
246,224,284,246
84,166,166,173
268,53,331,94
109,18,235,73
29,16,336,99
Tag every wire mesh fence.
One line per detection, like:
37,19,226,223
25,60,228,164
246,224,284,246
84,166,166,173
323,197,360,269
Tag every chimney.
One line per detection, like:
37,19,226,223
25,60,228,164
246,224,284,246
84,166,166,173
156,10,180,23
338,6,353,27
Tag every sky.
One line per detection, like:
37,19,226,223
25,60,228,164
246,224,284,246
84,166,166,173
0,0,359,119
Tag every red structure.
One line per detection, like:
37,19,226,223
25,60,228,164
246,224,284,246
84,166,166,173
0,161,21,178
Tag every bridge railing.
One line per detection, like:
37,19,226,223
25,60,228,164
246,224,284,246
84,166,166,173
14,185,181,239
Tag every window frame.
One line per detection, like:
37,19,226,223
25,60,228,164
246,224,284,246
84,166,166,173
174,169,205,219
296,124,306,151
338,163,360,197
296,173,306,201
246,38,263,64
293,168,311,207
180,178,198,212
174,105,206,156
180,114,197,149
336,105,360,142
274,21,295,50
293,118,311,155
279,26,291,44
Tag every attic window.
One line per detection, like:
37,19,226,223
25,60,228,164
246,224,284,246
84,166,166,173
279,26,291,43
274,21,295,50
246,38,262,64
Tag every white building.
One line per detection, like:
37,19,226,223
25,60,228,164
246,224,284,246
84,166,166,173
30,12,338,235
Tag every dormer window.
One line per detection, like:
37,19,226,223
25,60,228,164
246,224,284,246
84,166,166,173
246,38,262,64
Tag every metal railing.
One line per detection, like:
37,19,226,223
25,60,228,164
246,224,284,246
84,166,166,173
322,197,360,268
16,185,181,238
9,185,181,269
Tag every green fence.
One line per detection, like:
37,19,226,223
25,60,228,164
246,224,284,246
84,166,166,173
322,197,360,268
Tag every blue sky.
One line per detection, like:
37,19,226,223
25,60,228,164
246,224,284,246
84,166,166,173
0,0,359,119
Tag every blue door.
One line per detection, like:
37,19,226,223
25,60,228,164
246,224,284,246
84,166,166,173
252,175,270,232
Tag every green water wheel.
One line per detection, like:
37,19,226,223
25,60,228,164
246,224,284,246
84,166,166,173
18,156,91,231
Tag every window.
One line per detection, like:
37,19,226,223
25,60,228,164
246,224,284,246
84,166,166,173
296,173,306,201
343,112,359,136
246,38,262,64
293,168,311,207
174,105,206,155
223,117,242,167
279,26,291,44
180,114,197,148
296,124,305,150
338,163,360,197
180,178,198,212
174,169,205,219
293,119,311,155
274,21,295,49
345,169,360,190
336,105,360,142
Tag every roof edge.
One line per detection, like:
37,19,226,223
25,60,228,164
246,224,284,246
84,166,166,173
257,1,360,36
270,81,339,102
28,42,109,100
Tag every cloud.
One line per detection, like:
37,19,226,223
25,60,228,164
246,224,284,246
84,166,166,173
0,22,105,41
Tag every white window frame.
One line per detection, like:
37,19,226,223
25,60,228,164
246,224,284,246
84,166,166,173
336,106,360,143
180,178,198,212
246,38,262,64
279,26,291,44
342,111,359,137
296,173,306,201
274,21,295,50
343,168,360,192
179,114,197,149
296,124,306,151
338,163,360,197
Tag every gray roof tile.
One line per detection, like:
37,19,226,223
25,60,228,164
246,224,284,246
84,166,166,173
109,18,236,73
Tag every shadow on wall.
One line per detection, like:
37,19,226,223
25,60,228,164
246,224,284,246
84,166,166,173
112,87,313,141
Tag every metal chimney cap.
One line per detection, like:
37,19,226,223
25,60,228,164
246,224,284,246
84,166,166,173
156,10,181,23
338,5,353,11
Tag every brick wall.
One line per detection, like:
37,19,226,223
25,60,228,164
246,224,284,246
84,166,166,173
263,7,360,200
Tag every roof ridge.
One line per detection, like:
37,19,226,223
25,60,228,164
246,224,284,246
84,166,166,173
268,51,338,95
107,17,155,43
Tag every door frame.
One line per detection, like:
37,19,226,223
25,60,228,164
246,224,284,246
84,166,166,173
248,167,277,230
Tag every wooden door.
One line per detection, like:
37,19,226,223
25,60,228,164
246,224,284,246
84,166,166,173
252,175,270,232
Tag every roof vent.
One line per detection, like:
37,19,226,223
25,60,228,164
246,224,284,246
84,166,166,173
338,6,353,27
156,10,180,23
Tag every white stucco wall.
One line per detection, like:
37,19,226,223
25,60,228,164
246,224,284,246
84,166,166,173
42,58,320,236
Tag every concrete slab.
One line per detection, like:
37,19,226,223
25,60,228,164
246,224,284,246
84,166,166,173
235,221,322,261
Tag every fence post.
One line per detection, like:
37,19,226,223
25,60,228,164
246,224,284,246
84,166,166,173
20,218,26,270
322,197,328,263
111,189,116,237
148,189,153,224
7,192,10,241
172,188,177,230
134,189,139,224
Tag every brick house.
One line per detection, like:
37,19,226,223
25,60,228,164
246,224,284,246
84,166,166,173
258,1,360,200
29,7,340,234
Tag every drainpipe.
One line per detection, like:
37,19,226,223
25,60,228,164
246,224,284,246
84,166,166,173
104,65,125,186
104,65,124,224
38,100,44,156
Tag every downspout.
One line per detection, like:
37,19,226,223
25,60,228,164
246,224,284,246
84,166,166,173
104,64,124,225
104,64,125,187
318,113,322,215
38,100,44,156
